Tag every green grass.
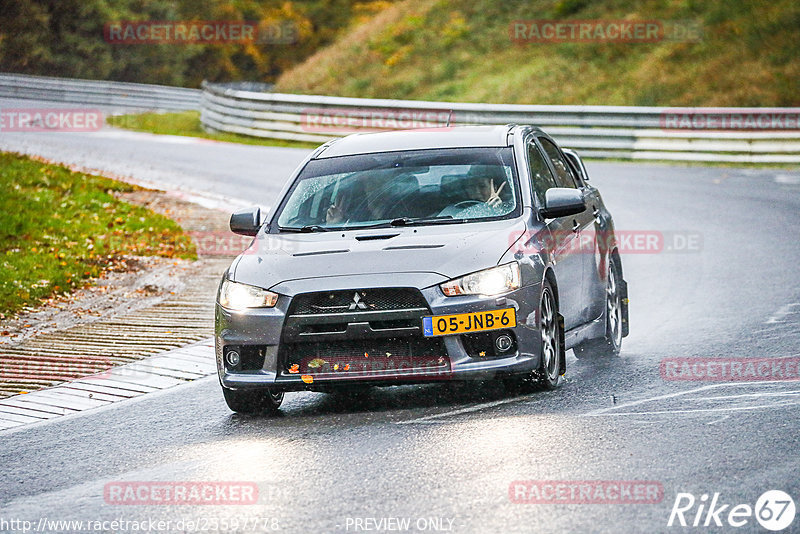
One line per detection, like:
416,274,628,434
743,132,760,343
107,111,320,150
0,152,197,317
275,0,800,107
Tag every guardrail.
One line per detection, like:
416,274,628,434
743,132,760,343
0,73,201,111
201,82,800,163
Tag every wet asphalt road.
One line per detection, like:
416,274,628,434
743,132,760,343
0,97,308,208
1,120,800,533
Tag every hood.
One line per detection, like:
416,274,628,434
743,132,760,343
230,218,526,291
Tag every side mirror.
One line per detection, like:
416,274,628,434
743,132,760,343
541,188,586,219
230,206,262,236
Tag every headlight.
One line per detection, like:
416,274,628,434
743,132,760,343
218,279,278,310
441,262,521,297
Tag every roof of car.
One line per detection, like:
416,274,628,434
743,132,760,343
314,125,516,159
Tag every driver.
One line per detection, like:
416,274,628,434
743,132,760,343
326,169,413,224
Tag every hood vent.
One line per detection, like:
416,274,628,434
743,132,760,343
383,244,445,251
292,249,349,257
355,233,400,241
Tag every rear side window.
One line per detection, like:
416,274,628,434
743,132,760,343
527,142,557,206
564,153,586,187
540,138,577,189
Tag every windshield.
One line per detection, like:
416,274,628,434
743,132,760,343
275,147,519,230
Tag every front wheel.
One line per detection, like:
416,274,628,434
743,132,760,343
574,258,624,359
501,280,563,393
222,387,284,414
537,281,563,389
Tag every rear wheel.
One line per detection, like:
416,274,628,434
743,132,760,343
222,387,284,414
574,258,623,359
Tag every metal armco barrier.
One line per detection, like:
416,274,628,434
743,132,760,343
200,81,800,163
0,73,201,111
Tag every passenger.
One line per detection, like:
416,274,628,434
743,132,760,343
463,165,511,209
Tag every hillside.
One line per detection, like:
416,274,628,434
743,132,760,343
275,0,800,106
0,0,397,87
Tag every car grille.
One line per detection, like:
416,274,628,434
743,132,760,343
289,288,428,315
280,287,447,377
282,288,430,342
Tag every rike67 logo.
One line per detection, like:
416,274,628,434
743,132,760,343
668,490,796,531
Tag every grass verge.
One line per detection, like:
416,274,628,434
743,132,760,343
107,111,320,149
0,152,197,318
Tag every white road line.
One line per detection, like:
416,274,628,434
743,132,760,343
586,398,800,417
766,302,800,324
584,383,734,416
395,395,534,425
692,390,800,402
583,381,799,418
706,415,730,425
775,174,800,185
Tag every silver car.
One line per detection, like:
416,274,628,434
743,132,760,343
216,125,628,413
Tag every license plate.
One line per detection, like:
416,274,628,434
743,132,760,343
422,308,516,337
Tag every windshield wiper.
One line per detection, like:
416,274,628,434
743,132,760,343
278,225,329,233
388,216,457,226
297,216,460,232
342,216,456,230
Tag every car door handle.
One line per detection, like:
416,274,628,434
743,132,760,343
572,220,580,233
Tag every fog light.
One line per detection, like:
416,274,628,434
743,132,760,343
495,334,513,352
226,350,241,367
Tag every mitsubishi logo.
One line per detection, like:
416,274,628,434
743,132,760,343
349,292,368,310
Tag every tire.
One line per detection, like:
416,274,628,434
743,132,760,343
574,257,623,359
502,279,563,393
222,387,284,415
537,280,563,389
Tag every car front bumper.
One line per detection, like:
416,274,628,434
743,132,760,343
216,274,543,391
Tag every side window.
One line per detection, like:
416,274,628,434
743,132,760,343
564,153,586,187
539,138,577,189
527,141,557,206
